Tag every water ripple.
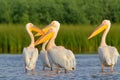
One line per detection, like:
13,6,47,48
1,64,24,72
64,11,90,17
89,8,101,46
0,54,120,80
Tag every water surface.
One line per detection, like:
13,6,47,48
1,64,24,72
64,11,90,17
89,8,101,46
0,54,120,80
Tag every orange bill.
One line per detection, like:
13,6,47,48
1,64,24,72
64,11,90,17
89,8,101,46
30,26,44,35
88,24,107,39
35,31,54,46
35,25,55,36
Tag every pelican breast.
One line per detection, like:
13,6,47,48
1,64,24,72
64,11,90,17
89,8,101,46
98,46,119,66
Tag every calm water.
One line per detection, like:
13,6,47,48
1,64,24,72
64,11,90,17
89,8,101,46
0,54,120,80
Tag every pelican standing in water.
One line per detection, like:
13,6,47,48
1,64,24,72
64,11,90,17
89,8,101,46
34,21,76,73
39,40,53,71
88,20,119,72
23,23,43,73
35,24,55,71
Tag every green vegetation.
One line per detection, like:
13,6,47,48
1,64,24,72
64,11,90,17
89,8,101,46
0,0,120,54
0,0,120,24
0,24,120,54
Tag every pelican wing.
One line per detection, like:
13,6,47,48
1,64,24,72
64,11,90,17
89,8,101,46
98,46,119,66
110,46,119,64
65,50,76,69
48,47,76,70
23,48,30,66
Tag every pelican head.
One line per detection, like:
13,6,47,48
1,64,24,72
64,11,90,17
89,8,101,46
34,20,60,46
50,21,60,31
88,20,111,39
26,23,34,31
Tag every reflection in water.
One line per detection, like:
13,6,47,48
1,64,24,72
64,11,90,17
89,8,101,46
0,54,120,80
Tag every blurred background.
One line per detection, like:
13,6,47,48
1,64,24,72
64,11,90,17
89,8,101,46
0,0,120,54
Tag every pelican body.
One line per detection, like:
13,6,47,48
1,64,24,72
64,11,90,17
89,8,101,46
88,20,119,72
23,47,38,73
35,21,76,73
48,46,76,73
40,41,53,71
23,23,42,73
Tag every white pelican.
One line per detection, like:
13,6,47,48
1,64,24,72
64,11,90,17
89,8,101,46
34,21,76,73
23,23,43,73
39,40,53,71
88,20,119,72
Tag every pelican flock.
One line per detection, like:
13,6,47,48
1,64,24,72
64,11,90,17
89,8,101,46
23,23,43,73
88,20,119,72
23,19,119,74
34,21,76,73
